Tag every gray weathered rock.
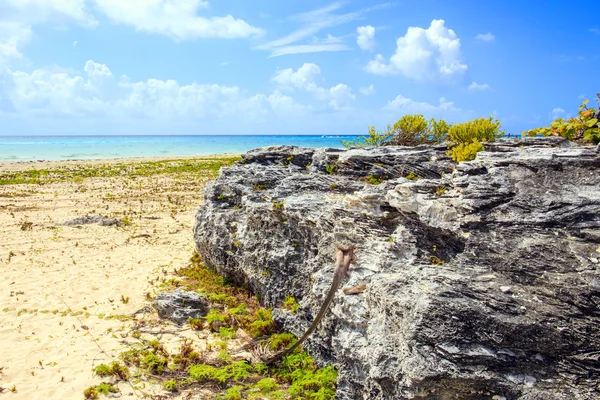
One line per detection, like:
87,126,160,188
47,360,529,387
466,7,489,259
153,289,209,324
56,215,122,226
194,137,600,399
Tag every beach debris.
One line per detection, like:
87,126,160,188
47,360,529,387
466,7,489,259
55,215,122,227
153,289,209,325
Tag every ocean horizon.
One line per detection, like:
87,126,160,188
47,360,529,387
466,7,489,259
0,135,359,162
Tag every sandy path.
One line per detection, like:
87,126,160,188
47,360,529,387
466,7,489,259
0,158,226,399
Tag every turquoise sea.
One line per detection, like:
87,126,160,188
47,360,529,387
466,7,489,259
0,135,357,162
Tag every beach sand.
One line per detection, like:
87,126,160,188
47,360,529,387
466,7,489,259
0,156,240,399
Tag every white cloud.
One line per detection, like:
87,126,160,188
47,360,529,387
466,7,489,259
468,81,491,91
551,107,565,119
312,34,342,44
72,40,78,47
328,83,355,110
359,85,375,95
272,63,323,91
0,23,33,61
271,63,355,110
91,0,263,40
356,25,375,50
589,28,599,35
475,33,495,42
269,44,350,57
1,60,312,121
384,95,464,118
2,0,97,27
365,19,468,84
256,2,389,56
0,0,96,62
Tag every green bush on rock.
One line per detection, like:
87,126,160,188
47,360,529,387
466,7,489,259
447,116,503,162
522,94,600,144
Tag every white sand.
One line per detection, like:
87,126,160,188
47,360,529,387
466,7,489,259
0,156,237,399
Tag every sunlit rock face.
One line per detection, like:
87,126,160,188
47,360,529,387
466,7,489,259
195,137,600,400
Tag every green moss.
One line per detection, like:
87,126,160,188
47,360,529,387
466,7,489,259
223,385,243,400
267,333,297,351
208,293,229,303
405,172,419,181
163,380,178,392
254,377,279,393
219,327,236,340
288,366,338,399
83,386,99,399
96,383,118,395
283,295,299,314
188,317,204,330
361,175,383,185
93,361,129,380
189,364,218,383
142,353,167,374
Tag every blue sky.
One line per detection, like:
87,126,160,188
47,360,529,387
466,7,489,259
0,0,598,135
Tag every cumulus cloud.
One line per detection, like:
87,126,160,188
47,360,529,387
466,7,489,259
384,95,467,121
1,60,311,121
551,107,565,119
0,0,96,62
328,83,355,110
365,19,468,84
359,85,375,95
272,63,322,91
91,0,263,40
475,33,495,42
356,25,375,50
468,81,491,91
271,63,355,110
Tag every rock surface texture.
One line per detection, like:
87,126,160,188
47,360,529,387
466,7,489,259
194,137,600,399
153,289,209,324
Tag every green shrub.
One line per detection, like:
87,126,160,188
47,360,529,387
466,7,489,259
523,95,600,144
342,114,450,148
340,125,394,147
447,116,503,162
448,140,484,162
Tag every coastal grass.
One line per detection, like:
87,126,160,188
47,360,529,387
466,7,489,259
103,253,338,399
0,156,240,185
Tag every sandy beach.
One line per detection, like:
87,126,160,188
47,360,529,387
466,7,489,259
0,155,240,399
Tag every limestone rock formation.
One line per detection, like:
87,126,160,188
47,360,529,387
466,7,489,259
194,137,600,399
153,289,209,325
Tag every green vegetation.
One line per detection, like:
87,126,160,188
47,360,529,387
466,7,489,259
129,253,339,399
325,163,337,175
83,383,117,399
341,113,504,162
340,124,394,147
0,156,240,185
361,175,384,185
93,361,129,380
342,114,449,148
446,116,503,162
283,295,299,314
523,95,600,144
